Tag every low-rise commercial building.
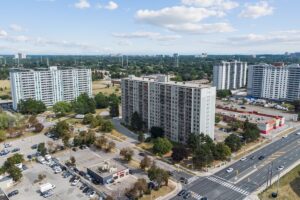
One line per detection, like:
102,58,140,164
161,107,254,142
87,160,129,185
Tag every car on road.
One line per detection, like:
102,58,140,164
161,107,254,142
226,168,234,173
258,155,265,160
282,135,288,139
250,155,256,160
183,191,191,199
201,197,208,200
277,165,284,171
178,190,187,196
296,132,300,136
7,190,19,197
240,157,247,161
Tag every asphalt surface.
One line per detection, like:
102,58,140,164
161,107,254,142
172,130,300,200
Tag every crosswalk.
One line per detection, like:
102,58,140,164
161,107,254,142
188,176,199,184
206,176,250,196
191,191,202,200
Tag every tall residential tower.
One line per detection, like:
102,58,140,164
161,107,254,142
213,60,248,90
121,75,216,143
10,66,92,110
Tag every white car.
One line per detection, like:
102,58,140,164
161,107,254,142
296,132,300,136
53,167,62,174
240,157,247,161
282,135,288,139
277,165,284,171
89,191,96,198
71,179,80,186
226,168,234,173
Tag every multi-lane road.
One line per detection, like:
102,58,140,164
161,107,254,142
173,130,300,200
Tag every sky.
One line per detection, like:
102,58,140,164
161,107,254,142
0,0,299,55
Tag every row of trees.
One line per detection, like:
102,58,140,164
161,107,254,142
18,92,120,117
82,113,114,132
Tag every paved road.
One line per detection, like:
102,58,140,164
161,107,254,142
172,130,300,200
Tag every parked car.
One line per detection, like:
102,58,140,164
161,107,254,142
240,157,247,161
31,144,38,149
277,165,284,171
89,191,96,198
183,191,191,199
71,179,80,186
7,190,19,197
11,148,20,153
258,155,265,160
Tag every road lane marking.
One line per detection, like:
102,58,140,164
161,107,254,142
206,176,249,196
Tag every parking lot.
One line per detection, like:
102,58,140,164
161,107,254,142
4,162,91,200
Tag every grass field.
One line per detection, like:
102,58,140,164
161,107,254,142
0,80,11,96
92,80,120,96
259,164,300,200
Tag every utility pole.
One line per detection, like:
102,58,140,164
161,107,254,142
276,171,280,195
269,162,273,187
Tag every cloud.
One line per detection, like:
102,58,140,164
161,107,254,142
9,24,23,32
112,31,181,41
228,30,300,45
105,1,118,10
239,1,274,19
181,0,239,10
135,6,234,34
74,0,90,9
0,29,8,38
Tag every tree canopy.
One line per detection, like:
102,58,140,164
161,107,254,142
18,99,46,114
72,93,96,114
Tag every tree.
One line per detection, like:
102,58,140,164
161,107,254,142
216,90,232,98
215,115,222,124
33,123,44,133
28,115,38,126
0,130,6,142
192,144,214,169
52,120,70,138
70,156,76,166
107,141,116,152
138,133,145,143
242,128,260,143
120,147,134,162
94,92,109,109
140,155,152,170
150,127,164,138
53,101,72,117
18,99,46,114
100,120,113,132
229,121,242,131
171,146,189,162
72,93,96,114
131,112,143,131
148,164,169,186
126,178,148,199
225,134,242,152
109,101,119,117
7,166,22,182
82,113,94,125
37,143,47,156
94,136,107,150
152,138,173,155
0,112,16,129
213,143,231,161
187,133,214,152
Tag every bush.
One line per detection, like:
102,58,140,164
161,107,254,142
153,138,173,155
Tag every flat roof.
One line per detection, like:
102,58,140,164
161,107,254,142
123,76,214,89
88,160,127,178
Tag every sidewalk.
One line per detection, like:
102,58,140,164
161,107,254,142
156,180,182,200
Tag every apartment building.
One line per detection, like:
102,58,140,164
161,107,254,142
121,75,216,143
10,66,92,110
213,61,248,90
247,63,300,101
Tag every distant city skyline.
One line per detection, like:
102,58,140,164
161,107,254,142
0,0,299,55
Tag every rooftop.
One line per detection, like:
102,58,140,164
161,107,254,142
88,160,127,178
123,75,214,89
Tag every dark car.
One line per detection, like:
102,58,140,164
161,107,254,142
178,189,187,196
31,144,38,149
8,190,19,197
258,155,265,160
80,184,86,190
138,152,145,156
201,197,208,200
183,191,191,199
92,179,100,185
82,187,90,194
250,155,256,160
11,148,20,153
79,171,86,176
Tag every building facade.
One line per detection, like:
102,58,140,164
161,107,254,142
121,75,216,143
10,66,92,110
213,61,248,90
247,63,300,101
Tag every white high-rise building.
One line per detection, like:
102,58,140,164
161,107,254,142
213,61,248,90
247,63,300,101
10,66,92,110
121,75,216,143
